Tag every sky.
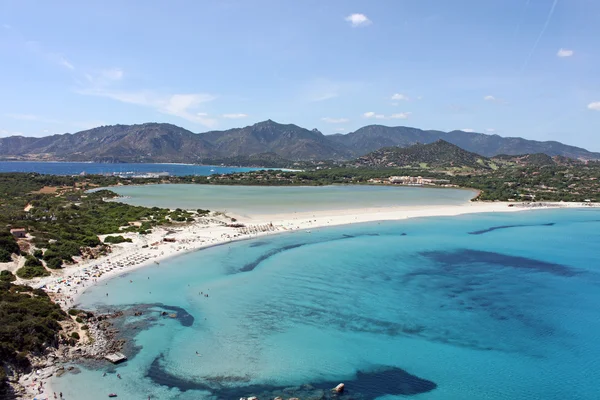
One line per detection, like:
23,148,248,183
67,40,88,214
1,0,599,149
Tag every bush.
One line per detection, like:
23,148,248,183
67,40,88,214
0,249,12,263
0,270,16,282
16,264,50,279
103,235,132,244
81,325,89,330
0,230,20,256
70,332,80,340
32,288,48,297
0,280,66,374
45,257,63,270
68,308,81,316
75,317,83,323
197,209,210,216
24,255,42,268
32,249,44,259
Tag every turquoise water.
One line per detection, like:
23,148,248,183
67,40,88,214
108,184,474,215
0,161,261,176
51,209,600,399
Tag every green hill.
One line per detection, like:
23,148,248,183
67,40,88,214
354,140,493,169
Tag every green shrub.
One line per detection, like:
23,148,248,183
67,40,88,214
75,317,83,323
16,264,50,279
68,308,81,316
103,235,132,244
44,257,63,269
0,270,16,282
32,249,43,259
0,230,20,256
0,249,12,263
0,280,66,375
24,255,42,268
70,332,80,340
81,325,89,330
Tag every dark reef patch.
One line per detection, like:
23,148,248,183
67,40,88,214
238,233,402,273
248,240,270,248
419,249,579,277
468,222,555,235
240,243,305,272
146,355,436,398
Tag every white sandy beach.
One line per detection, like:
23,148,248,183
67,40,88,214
10,200,598,399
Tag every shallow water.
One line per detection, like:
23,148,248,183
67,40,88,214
107,184,474,215
51,208,600,399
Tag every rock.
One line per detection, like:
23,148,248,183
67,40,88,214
274,397,283,400
334,383,345,393
248,397,258,400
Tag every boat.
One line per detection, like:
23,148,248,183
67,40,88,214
108,394,118,398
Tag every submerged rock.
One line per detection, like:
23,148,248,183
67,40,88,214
334,383,344,393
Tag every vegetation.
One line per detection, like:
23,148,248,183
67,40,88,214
0,280,66,389
0,271,16,282
0,173,180,269
354,140,494,170
0,230,20,262
103,235,132,244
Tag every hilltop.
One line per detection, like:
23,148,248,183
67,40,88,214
1,120,599,163
353,140,494,170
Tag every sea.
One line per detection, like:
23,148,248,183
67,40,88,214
50,207,600,399
0,161,262,176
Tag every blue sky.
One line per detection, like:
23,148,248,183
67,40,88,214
1,0,599,149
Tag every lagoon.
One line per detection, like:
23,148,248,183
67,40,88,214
108,184,475,216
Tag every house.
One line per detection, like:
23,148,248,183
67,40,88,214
10,228,27,238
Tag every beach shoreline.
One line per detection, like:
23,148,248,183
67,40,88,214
11,200,599,399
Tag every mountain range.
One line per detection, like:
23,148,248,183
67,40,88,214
0,120,598,163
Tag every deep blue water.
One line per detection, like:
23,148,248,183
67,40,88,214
51,209,600,399
0,161,262,176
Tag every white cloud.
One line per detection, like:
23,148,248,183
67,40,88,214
461,128,475,132
59,57,75,70
483,95,507,104
557,48,574,57
78,88,217,127
101,68,123,80
391,93,409,101
390,112,411,119
321,117,349,123
364,112,411,120
363,112,383,119
485,128,496,133
335,128,346,132
222,113,249,119
588,102,600,111
345,13,371,27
